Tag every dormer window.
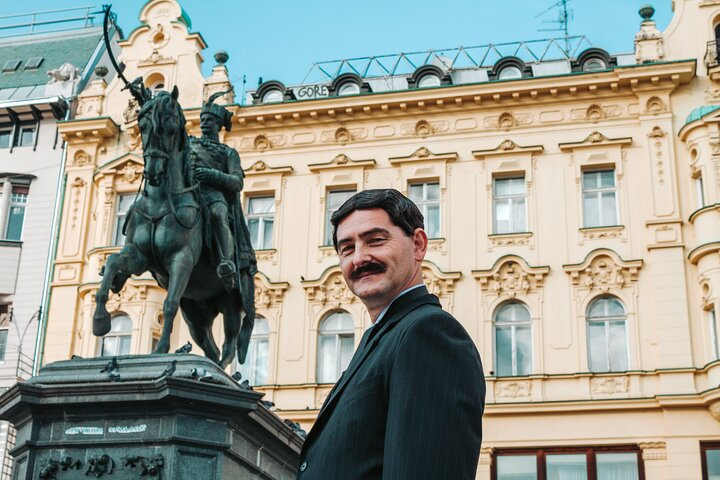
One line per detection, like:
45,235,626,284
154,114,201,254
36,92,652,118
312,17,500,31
262,89,284,103
338,82,360,96
417,73,441,88
583,58,606,72
498,66,522,80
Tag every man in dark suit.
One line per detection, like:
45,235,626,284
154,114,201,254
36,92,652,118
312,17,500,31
297,189,485,480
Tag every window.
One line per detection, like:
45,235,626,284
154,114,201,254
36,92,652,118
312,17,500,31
418,74,441,88
702,442,720,480
17,125,35,147
247,196,275,250
325,189,355,245
338,82,360,96
0,329,7,362
583,58,607,71
317,311,354,383
587,297,629,372
710,307,719,360
494,302,532,377
498,66,522,80
261,89,283,103
113,194,135,246
99,314,132,357
582,169,618,228
493,176,527,234
696,174,706,209
494,447,643,480
4,185,28,241
237,316,270,385
0,130,10,149
408,182,440,238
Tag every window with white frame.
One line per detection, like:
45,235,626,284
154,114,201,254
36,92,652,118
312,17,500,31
582,169,618,228
4,184,28,241
408,182,440,238
494,302,532,376
710,306,719,361
696,174,706,210
113,194,135,246
98,314,132,357
246,196,275,250
587,296,629,372
325,189,355,245
493,176,527,234
317,311,355,383
236,316,270,385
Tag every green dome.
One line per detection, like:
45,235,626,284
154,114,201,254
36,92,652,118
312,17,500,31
685,105,720,125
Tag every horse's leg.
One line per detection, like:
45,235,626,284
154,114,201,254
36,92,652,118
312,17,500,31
236,269,256,364
153,247,195,354
219,298,241,369
93,244,148,336
176,298,221,363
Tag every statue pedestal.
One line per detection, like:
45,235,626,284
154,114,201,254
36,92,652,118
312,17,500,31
0,354,301,479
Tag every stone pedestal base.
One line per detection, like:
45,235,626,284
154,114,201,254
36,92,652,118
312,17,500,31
0,354,302,479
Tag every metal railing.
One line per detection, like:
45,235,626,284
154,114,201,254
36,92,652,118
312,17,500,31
706,40,720,69
0,6,101,38
302,35,593,83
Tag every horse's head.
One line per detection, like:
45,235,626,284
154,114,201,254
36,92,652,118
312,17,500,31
137,86,186,187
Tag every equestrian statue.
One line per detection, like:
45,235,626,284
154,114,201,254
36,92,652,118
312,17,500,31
92,7,256,368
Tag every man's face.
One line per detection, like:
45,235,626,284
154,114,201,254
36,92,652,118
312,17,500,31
200,113,222,136
336,208,427,313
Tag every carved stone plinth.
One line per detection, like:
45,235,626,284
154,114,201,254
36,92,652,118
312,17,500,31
0,355,301,479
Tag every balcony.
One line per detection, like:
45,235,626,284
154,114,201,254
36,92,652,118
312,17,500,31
705,40,720,80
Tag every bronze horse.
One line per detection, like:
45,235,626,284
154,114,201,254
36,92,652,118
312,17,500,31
92,87,255,368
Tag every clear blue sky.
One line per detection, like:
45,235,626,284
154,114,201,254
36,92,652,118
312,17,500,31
0,1,673,89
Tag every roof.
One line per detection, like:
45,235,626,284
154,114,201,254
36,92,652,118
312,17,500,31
0,28,102,91
685,105,720,125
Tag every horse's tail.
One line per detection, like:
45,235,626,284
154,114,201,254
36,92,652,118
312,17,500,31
237,269,256,364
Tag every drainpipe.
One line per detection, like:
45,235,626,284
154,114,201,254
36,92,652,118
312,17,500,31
32,99,71,375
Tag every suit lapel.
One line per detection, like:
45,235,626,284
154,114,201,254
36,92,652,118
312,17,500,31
307,287,440,445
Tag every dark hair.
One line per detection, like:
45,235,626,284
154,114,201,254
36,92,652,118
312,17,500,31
330,188,424,249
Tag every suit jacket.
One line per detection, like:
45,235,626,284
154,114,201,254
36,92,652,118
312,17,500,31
297,286,486,480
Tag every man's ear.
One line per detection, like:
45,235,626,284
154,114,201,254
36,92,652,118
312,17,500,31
412,228,428,261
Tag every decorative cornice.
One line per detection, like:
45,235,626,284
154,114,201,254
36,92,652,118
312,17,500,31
472,139,544,158
93,153,144,181
421,261,462,297
388,147,458,165
472,255,550,296
254,272,289,310
244,160,294,176
58,117,120,144
688,242,720,265
302,266,355,308
563,248,643,291
558,131,633,150
308,154,376,172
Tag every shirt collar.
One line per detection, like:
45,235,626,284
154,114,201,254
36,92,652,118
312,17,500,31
368,284,425,330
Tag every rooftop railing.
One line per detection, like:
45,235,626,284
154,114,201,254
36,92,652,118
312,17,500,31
0,6,101,38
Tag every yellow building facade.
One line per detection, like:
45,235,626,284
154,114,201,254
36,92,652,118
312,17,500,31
41,0,720,478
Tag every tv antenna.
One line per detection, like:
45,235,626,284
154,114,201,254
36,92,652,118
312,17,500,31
536,0,574,53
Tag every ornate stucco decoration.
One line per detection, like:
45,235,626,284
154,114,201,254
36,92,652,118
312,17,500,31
388,147,458,165
709,399,720,423
639,442,667,461
308,153,376,172
320,127,367,144
414,120,434,137
104,284,149,314
559,131,633,150
645,96,666,114
563,249,642,293
334,127,352,145
421,261,461,299
244,160,293,177
590,375,629,394
472,140,544,158
302,267,356,309
495,380,532,399
93,154,145,186
138,49,175,67
253,134,272,152
472,255,550,298
585,104,605,123
70,150,91,168
254,272,289,310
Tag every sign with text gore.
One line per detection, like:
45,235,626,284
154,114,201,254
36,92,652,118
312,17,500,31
293,84,329,99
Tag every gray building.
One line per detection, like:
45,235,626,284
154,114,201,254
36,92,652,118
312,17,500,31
0,7,118,477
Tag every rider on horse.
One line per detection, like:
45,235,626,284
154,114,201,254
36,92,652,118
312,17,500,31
190,91,256,291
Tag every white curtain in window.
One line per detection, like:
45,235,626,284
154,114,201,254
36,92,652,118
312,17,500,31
238,316,270,385
317,311,354,383
496,455,537,480
546,454,587,480
596,453,639,480
100,315,132,356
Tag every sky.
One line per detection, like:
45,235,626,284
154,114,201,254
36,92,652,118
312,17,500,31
0,0,673,92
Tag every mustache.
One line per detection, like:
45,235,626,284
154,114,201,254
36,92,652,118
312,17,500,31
350,262,386,279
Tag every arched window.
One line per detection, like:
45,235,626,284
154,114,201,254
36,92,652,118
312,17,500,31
418,73,441,88
261,89,284,104
587,297,629,372
338,82,360,96
494,302,532,376
317,311,355,383
99,314,132,357
237,316,270,385
583,58,607,72
498,66,522,80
